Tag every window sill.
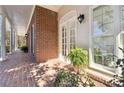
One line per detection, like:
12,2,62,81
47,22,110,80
89,62,115,76
85,68,114,86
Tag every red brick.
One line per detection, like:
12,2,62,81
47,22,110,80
27,6,58,63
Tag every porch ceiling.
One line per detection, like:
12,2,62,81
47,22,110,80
2,5,34,36
41,5,62,12
2,5,62,36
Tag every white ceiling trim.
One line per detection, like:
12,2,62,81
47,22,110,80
26,5,35,34
41,5,62,12
26,5,62,33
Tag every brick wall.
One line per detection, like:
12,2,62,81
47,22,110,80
27,6,58,63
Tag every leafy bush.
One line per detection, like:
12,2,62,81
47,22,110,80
6,46,10,53
67,48,88,73
54,70,95,87
109,47,124,87
20,46,28,53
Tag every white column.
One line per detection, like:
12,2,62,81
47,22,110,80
14,31,18,50
12,30,15,51
0,15,2,61
9,26,12,53
0,14,6,61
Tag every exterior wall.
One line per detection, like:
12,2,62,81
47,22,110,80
27,6,58,63
58,5,123,76
58,5,90,50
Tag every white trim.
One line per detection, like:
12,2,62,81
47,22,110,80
117,6,124,59
89,6,96,69
89,5,118,75
60,10,77,24
0,14,6,61
26,5,35,33
59,10,77,62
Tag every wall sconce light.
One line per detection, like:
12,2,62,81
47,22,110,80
25,34,28,37
77,14,84,24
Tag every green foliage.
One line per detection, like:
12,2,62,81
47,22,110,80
6,46,10,53
20,46,28,53
54,70,79,87
109,47,124,87
54,70,95,87
67,48,88,67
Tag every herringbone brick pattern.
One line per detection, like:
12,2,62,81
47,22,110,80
0,51,36,87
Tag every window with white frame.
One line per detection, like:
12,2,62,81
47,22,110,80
121,6,124,32
120,6,124,52
92,6,115,68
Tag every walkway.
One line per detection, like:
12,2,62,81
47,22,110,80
0,51,36,87
0,50,107,87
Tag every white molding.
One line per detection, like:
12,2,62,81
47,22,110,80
59,10,77,24
0,14,6,61
59,10,77,61
26,5,35,34
89,6,93,68
89,5,117,74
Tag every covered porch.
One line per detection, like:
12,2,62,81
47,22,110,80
0,5,124,87
0,50,107,87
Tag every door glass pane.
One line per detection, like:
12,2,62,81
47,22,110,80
69,20,76,51
61,18,76,57
62,26,67,56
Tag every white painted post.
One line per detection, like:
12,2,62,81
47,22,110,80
9,25,12,54
1,14,6,61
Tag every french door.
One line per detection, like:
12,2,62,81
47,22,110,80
61,17,76,59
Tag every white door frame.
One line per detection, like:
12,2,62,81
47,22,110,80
0,14,6,61
59,10,77,62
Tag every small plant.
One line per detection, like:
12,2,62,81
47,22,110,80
65,48,95,87
6,46,10,53
20,46,28,53
54,70,79,87
67,48,88,73
54,70,95,87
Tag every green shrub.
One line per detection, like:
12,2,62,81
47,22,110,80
54,70,79,87
6,46,10,53
54,70,95,87
20,46,28,53
109,47,124,87
67,48,88,73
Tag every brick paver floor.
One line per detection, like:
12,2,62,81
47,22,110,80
0,50,107,87
0,51,37,87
